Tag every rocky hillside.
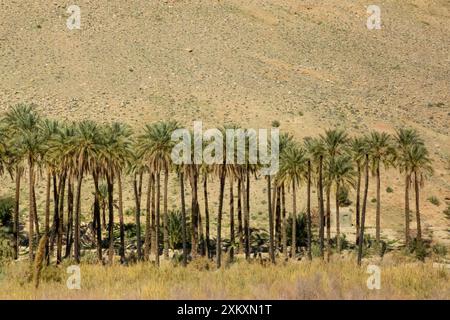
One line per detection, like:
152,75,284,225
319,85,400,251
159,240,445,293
0,0,449,243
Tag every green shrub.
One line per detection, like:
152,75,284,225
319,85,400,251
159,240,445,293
337,187,351,206
271,120,280,128
386,186,394,193
0,197,14,229
444,206,450,220
427,196,440,206
432,244,448,257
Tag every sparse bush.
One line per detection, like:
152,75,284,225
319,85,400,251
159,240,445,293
427,196,440,206
271,120,280,128
444,206,450,220
337,187,351,206
432,244,447,257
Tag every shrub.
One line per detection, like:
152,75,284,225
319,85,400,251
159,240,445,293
271,120,280,128
432,244,448,257
337,187,352,206
0,197,14,229
167,210,191,250
444,206,450,220
427,196,440,206
386,186,394,193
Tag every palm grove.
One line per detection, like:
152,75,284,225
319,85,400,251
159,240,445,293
0,104,433,269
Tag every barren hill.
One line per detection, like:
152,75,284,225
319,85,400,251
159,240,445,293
0,0,449,243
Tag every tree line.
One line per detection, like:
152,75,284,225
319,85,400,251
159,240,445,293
0,104,433,268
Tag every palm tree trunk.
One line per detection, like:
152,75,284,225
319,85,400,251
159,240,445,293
13,165,21,260
336,182,341,253
163,167,169,259
92,171,102,263
44,171,51,265
355,164,361,245
180,172,188,266
275,186,281,250
118,172,125,264
414,171,422,242
49,174,58,258
32,169,40,239
216,167,226,268
74,170,83,264
376,163,381,243
357,154,370,266
282,183,288,260
291,180,297,258
229,178,235,263
144,173,152,261
203,177,211,258
155,171,161,266
267,176,275,264
57,172,66,264
190,169,199,259
28,162,35,262
306,160,312,260
64,177,74,259
237,178,243,255
198,201,204,256
242,173,250,260
106,174,114,265
318,156,325,258
326,186,331,261
404,173,410,247
133,172,142,260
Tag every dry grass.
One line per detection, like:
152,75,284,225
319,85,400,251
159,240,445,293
0,255,448,300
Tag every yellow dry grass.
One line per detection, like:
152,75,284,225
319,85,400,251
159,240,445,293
0,255,448,300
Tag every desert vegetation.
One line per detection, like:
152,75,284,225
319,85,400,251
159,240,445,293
0,103,441,274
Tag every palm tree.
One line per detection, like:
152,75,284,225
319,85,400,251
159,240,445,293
349,137,366,245
304,137,326,258
394,128,423,247
408,144,433,242
4,104,43,261
357,144,370,266
277,143,307,258
67,120,101,263
130,151,145,261
367,131,394,244
321,129,348,259
329,154,355,252
137,121,178,265
100,123,133,264
278,133,293,259
40,119,60,263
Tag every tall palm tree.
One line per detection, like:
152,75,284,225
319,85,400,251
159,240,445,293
367,131,394,244
137,121,178,265
408,144,433,242
394,128,423,247
321,129,348,259
277,143,307,258
130,150,145,261
4,104,43,261
357,144,370,266
40,119,60,263
329,154,355,252
349,137,366,245
67,120,101,263
304,137,326,258
100,123,133,264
